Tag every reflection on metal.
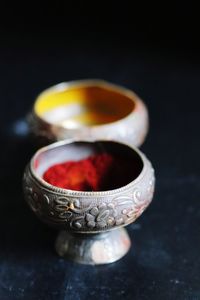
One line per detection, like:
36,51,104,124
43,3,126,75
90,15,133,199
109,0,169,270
23,139,155,265
29,79,148,147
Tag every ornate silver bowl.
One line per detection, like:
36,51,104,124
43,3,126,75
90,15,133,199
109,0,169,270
29,79,148,147
23,139,155,264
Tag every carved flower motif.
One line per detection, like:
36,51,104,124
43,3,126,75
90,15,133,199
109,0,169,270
86,203,112,228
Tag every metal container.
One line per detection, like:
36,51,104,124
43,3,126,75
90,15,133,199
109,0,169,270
23,140,155,264
29,80,148,147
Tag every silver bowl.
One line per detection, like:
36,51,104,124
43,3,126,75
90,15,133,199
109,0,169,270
23,139,155,265
29,79,148,147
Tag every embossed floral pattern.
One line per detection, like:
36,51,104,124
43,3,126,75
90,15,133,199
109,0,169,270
86,203,116,228
23,155,155,232
86,204,109,228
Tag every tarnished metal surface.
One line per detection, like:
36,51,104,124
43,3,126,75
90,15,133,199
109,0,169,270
23,140,155,264
55,228,131,265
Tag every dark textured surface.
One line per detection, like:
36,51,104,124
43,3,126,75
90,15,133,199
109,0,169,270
0,36,200,300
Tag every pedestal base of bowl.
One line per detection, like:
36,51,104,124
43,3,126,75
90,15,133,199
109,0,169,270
55,227,131,265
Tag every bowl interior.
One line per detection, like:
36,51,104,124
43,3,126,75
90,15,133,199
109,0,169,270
34,82,135,129
32,141,144,191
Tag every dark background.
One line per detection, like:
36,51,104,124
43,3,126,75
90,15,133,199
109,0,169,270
0,2,200,299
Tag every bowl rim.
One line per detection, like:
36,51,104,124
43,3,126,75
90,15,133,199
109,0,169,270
29,139,149,196
33,79,147,131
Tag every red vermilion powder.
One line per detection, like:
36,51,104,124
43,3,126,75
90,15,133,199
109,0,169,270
43,153,136,192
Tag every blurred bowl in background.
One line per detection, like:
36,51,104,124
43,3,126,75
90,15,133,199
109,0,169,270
29,79,148,147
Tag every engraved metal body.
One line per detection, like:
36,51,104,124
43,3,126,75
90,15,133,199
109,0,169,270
23,140,155,264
